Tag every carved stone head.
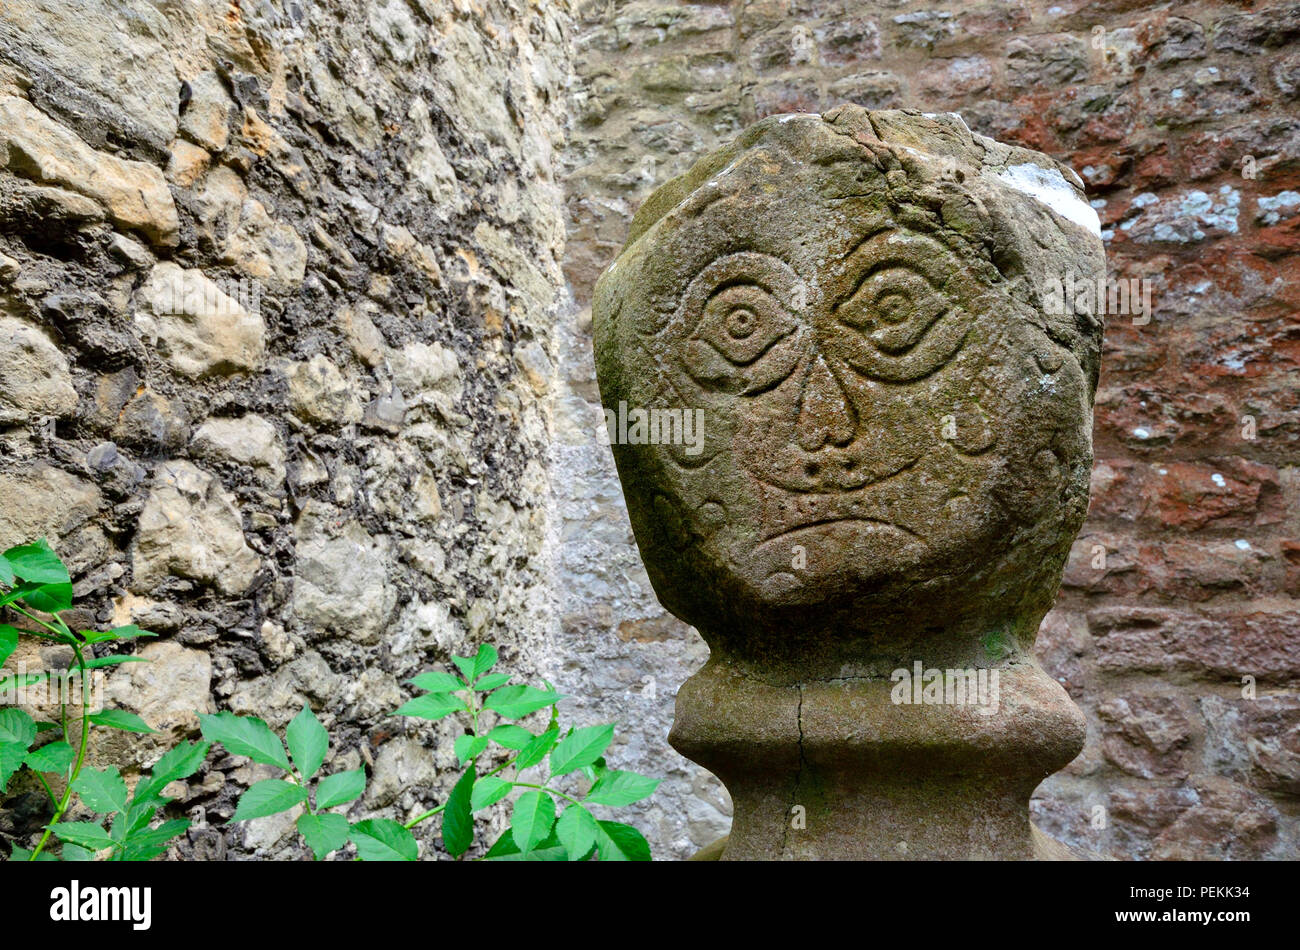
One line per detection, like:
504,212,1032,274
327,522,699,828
594,107,1105,673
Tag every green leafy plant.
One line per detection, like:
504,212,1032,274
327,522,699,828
209,643,659,861
0,538,197,861
3,539,662,863
198,706,369,860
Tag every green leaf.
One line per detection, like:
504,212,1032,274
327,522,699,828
134,740,210,805
285,705,329,780
232,779,306,822
451,654,476,682
483,684,563,720
351,818,417,861
470,643,498,680
514,727,559,769
1,741,29,792
120,819,190,862
582,756,609,785
60,843,95,862
0,553,11,585
72,766,129,814
11,845,58,861
0,709,36,790
511,789,556,854
549,723,615,776
80,625,156,645
479,825,566,861
3,540,69,584
25,741,74,774
473,672,511,691
483,828,521,858
408,671,465,693
594,820,651,861
199,712,291,769
0,624,18,666
0,583,35,609
119,799,159,840
555,804,598,861
50,821,116,853
585,769,661,807
0,707,36,745
316,768,366,809
441,765,476,857
470,775,512,812
89,709,156,734
16,582,73,614
71,655,148,671
297,812,350,860
454,733,488,764
390,693,465,722
486,723,533,750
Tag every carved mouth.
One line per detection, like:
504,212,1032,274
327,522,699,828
756,480,924,545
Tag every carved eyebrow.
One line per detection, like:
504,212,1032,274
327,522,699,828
839,225,894,261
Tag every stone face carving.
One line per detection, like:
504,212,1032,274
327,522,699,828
594,106,1106,859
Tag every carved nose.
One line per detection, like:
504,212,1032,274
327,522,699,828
796,355,856,451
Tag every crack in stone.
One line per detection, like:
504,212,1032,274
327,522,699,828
783,683,807,858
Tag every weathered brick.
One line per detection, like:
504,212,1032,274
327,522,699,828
813,16,881,65
1098,694,1194,779
1085,458,1282,531
1090,605,1300,682
1005,33,1090,89
1150,777,1281,860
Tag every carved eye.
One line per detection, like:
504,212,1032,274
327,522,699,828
726,307,757,338
826,233,976,383
695,285,795,365
676,253,807,393
837,265,948,355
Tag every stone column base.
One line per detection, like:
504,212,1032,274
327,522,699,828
670,658,1087,861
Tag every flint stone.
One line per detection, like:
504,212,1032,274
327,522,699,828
134,262,266,378
223,198,307,293
103,641,214,749
286,354,363,427
190,414,286,488
0,315,77,424
130,460,260,595
0,464,101,551
0,1,180,154
0,96,178,245
291,504,396,644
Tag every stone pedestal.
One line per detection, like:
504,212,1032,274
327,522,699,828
671,659,1084,860
593,106,1105,860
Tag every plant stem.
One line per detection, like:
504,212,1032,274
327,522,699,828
6,603,73,642
404,802,447,829
29,642,92,860
34,770,57,809
512,782,585,809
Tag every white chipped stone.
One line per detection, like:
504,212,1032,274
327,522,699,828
996,162,1102,237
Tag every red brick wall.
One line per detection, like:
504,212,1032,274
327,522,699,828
563,0,1300,858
